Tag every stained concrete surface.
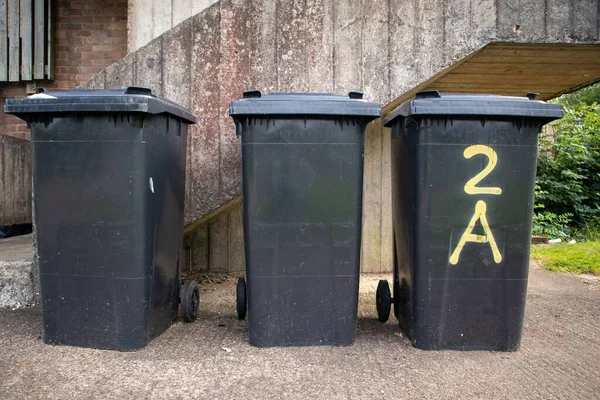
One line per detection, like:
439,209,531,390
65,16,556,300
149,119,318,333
0,234,32,263
0,235,34,309
0,266,599,399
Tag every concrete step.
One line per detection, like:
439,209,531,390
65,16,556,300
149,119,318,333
0,234,35,309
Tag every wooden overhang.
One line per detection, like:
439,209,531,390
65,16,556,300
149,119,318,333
384,43,600,115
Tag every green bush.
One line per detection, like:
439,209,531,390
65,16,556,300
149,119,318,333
531,207,572,239
534,99,600,238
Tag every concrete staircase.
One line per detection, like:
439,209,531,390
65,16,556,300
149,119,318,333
81,0,600,276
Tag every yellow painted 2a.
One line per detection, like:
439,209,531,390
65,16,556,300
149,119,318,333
463,145,502,195
449,200,503,265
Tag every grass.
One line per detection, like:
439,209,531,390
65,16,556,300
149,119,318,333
571,224,600,242
531,241,600,275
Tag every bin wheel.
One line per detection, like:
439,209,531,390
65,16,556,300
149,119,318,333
181,280,199,323
376,280,391,323
236,277,247,320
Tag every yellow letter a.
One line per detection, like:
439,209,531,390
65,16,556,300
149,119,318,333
449,200,502,265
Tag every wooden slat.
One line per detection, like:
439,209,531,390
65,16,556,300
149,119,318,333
8,0,19,81
448,63,600,76
470,55,600,65
33,0,44,79
209,211,230,272
46,0,52,79
360,117,383,273
487,43,600,51
433,74,593,85
431,82,587,91
184,196,242,236
20,0,32,80
380,125,393,273
481,46,600,58
421,87,556,97
0,0,7,81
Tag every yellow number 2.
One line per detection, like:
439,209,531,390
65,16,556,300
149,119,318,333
463,145,502,195
449,200,502,265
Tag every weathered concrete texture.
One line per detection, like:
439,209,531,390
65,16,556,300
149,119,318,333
0,135,31,225
0,234,34,309
134,38,163,91
218,0,249,202
104,52,136,90
127,0,219,52
87,0,600,273
0,261,34,309
187,7,221,222
1,267,599,399
162,19,193,109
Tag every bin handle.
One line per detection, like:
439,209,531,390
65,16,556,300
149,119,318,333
125,87,155,97
243,90,262,98
415,90,441,99
525,92,539,100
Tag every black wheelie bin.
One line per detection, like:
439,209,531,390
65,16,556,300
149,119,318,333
229,91,380,347
5,87,199,351
376,91,563,351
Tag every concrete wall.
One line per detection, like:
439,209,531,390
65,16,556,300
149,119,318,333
127,0,219,52
0,135,31,225
87,0,600,273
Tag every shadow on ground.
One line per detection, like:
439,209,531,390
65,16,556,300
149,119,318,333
1,267,599,399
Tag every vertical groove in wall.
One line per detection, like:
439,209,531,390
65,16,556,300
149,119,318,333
217,2,222,200
207,222,212,271
414,0,420,79
386,0,391,101
187,16,193,120
494,0,499,34
543,0,548,37
159,37,165,94
360,0,364,92
441,0,447,64
469,0,473,42
275,0,279,91
304,0,308,91
379,123,384,275
544,0,549,38
569,0,574,39
331,0,336,89
151,0,155,37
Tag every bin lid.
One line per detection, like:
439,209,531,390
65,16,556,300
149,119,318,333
4,87,196,124
383,91,563,127
229,90,381,119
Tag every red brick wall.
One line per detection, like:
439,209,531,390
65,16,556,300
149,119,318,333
0,0,128,140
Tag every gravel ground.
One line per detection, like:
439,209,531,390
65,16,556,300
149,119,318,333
1,265,599,399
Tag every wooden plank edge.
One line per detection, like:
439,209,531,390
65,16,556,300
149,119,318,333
183,195,243,236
